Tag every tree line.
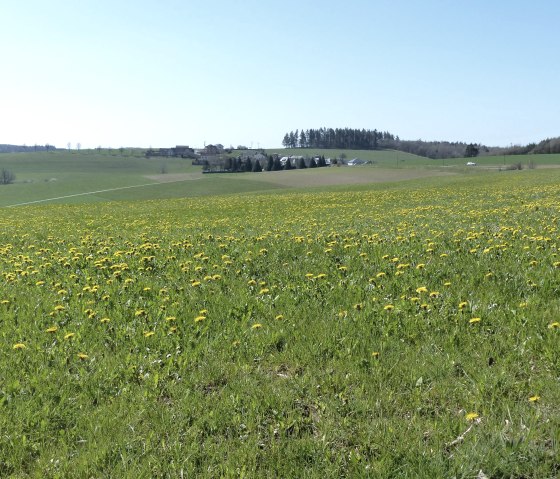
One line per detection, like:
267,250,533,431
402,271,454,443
282,128,396,150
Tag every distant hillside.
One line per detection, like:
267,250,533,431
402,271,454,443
0,144,55,153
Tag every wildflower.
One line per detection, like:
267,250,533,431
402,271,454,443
354,303,363,311
199,309,208,315
371,351,379,358
259,288,270,294
35,280,45,286
443,281,452,287
548,322,559,329
191,281,201,287
275,314,284,320
168,326,177,333
54,305,65,311
315,273,327,279
247,279,257,286
410,297,420,303
420,303,429,310
458,301,468,310
251,323,262,329
135,309,146,317
416,263,426,270
416,286,428,294
12,343,26,350
529,395,540,402
1,300,9,305
165,316,176,322
429,291,440,298
99,318,110,323
465,412,479,421
338,266,348,271
194,316,206,323
383,304,394,311
376,272,386,278
143,331,155,337
469,317,481,324
64,333,75,340
46,326,58,333
77,353,89,360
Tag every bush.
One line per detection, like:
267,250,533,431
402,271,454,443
0,168,15,184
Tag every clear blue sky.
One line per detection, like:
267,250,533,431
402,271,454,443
1,0,558,149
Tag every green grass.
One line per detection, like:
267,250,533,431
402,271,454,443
0,170,558,477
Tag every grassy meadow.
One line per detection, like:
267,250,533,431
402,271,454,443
0,163,559,477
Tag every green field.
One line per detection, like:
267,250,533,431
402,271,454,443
2,149,559,207
0,165,559,477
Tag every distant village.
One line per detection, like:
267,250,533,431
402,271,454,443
145,144,369,173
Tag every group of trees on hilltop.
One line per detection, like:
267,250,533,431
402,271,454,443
282,128,396,150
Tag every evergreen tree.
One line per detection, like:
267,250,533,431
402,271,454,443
245,158,253,172
297,157,307,169
284,158,293,170
266,155,274,171
282,133,290,148
252,158,262,172
299,130,307,148
272,157,282,171
309,157,317,168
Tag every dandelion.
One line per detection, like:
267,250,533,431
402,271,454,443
64,333,75,340
416,263,426,270
143,331,155,338
77,353,89,360
194,316,206,323
458,301,468,310
548,322,559,329
12,343,26,350
275,314,284,320
46,326,58,333
134,309,146,317
315,273,327,279
376,272,386,278
371,351,380,358
529,395,540,402
469,317,481,324
383,304,394,311
251,323,262,329
54,305,65,311
1,300,10,305
247,279,257,286
338,266,348,271
416,286,428,294
165,316,176,322
429,291,440,298
191,281,201,287
99,318,110,323
259,288,270,294
443,281,452,287
465,412,479,421
199,309,208,315
420,303,429,310
354,303,363,311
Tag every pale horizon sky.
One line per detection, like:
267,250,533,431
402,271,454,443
1,0,559,150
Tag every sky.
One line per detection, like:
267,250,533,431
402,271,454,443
1,0,559,149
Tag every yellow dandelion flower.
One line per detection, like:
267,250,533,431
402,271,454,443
1,300,10,305
466,412,479,421
35,280,45,286
258,288,270,294
169,326,177,333
251,323,262,329
77,353,89,360
338,310,348,318
416,263,426,270
134,309,146,317
12,343,26,350
376,272,386,278
371,351,380,358
305,273,314,279
354,303,363,311
54,305,65,311
99,318,110,323
410,297,420,303
46,326,58,333
199,309,208,315
316,273,327,279
443,281,452,287
165,316,176,322
529,395,540,402
64,333,75,340
458,301,468,310
191,281,201,287
429,291,440,298
469,317,481,324
416,286,428,294
143,331,155,337
338,266,348,271
383,304,394,311
194,316,206,323
275,314,284,320
247,279,257,286
420,303,429,310
547,322,559,329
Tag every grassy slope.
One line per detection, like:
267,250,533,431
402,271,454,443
2,150,560,207
0,170,558,477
